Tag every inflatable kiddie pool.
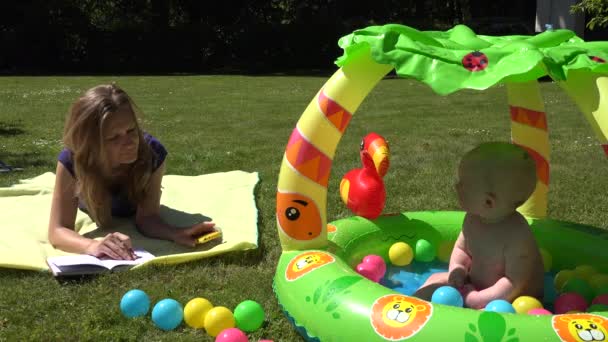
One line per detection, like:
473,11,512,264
274,24,608,341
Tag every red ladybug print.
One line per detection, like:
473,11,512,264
590,55,606,63
462,51,489,71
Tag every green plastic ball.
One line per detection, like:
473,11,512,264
587,304,608,313
415,239,435,262
562,278,595,304
233,300,265,332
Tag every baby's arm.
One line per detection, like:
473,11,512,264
448,231,472,288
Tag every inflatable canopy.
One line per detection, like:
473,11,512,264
274,24,608,341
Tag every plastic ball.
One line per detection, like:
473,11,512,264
528,308,552,315
539,248,552,272
512,296,543,314
356,263,382,282
437,241,454,263
485,299,516,313
414,239,435,262
204,306,236,337
589,274,608,291
120,289,150,318
362,255,387,277
184,297,214,329
592,294,608,306
234,300,265,332
388,242,414,266
573,265,598,281
595,285,608,296
151,298,183,331
554,270,575,291
431,286,463,307
562,278,595,303
554,293,588,314
587,304,608,312
215,328,249,342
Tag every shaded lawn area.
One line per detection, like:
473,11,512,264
0,75,607,341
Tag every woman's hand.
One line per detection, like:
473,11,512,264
172,221,216,247
85,232,136,260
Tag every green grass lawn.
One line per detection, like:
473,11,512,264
1,75,607,341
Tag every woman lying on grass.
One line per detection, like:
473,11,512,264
48,83,215,260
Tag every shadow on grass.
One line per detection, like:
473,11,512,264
0,121,25,137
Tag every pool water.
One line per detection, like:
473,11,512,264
381,260,557,310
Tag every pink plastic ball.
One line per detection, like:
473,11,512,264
527,308,552,315
592,294,608,306
362,255,387,276
554,292,588,314
356,263,382,282
215,328,249,342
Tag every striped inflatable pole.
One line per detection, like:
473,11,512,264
276,48,392,250
506,81,549,219
557,69,608,157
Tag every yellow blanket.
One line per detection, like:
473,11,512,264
0,171,259,271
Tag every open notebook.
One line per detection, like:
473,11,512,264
47,249,155,277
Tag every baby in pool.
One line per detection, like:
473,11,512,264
414,142,544,309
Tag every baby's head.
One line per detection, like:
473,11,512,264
456,142,537,221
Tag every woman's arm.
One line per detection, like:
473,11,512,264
48,162,135,259
48,162,91,253
135,161,215,246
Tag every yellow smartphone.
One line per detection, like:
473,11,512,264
196,230,222,244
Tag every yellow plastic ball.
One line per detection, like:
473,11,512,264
539,248,552,272
437,241,454,263
512,296,543,314
589,274,608,291
183,297,213,329
573,265,598,281
204,306,235,337
388,242,414,266
555,270,575,291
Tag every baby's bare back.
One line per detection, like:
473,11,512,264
464,213,544,300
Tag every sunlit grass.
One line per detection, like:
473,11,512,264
0,76,606,341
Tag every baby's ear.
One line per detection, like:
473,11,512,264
483,192,496,209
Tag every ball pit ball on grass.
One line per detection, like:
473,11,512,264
511,296,543,314
388,242,413,266
215,328,249,342
151,298,184,331
554,293,588,314
431,286,463,307
234,300,265,332
184,297,214,329
120,289,150,318
484,299,516,313
204,306,236,337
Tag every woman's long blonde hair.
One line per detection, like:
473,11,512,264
63,84,153,227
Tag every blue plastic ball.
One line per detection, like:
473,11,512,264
431,286,464,307
485,299,516,313
120,289,150,318
151,298,183,331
